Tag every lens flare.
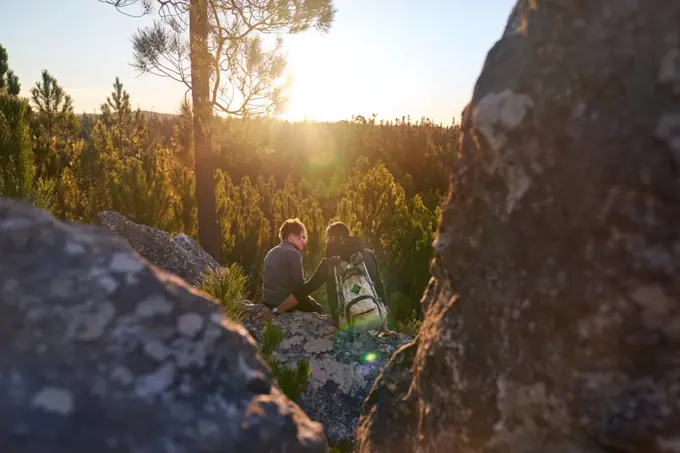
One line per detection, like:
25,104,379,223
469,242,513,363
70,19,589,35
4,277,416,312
362,352,378,363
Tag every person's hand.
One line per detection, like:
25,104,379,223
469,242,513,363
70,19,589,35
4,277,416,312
254,307,277,324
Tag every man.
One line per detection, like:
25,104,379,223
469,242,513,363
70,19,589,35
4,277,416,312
293,222,395,336
257,218,324,321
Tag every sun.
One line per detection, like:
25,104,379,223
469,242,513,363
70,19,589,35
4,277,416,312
277,35,354,122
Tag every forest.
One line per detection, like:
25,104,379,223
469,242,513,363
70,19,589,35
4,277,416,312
0,44,457,328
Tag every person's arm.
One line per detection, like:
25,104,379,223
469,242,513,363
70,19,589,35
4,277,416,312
278,258,329,315
297,258,328,296
255,292,299,322
275,293,299,313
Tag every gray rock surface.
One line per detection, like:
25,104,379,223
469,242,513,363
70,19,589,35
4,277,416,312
243,307,411,448
97,211,218,286
357,2,680,452
0,199,327,453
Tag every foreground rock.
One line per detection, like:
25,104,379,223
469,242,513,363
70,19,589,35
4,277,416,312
243,307,411,447
357,2,680,453
97,211,218,286
0,200,327,453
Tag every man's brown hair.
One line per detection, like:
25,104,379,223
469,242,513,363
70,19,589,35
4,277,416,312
279,218,307,241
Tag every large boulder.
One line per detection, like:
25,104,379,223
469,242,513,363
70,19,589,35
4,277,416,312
97,211,218,286
243,308,411,448
357,2,680,453
0,199,327,453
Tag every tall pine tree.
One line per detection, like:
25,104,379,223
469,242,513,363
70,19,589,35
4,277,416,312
0,89,35,199
0,44,21,95
30,70,79,180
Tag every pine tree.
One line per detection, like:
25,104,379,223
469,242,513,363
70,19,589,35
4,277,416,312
0,90,35,199
170,164,198,236
0,45,8,90
30,70,79,180
110,148,175,230
171,98,194,167
100,77,141,158
341,158,409,257
0,44,21,95
71,121,119,220
215,169,238,254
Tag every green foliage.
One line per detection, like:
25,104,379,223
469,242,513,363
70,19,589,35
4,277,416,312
6,75,19,97
0,45,8,90
259,321,312,402
0,44,454,332
170,164,198,236
387,292,415,327
0,44,20,95
395,313,423,337
28,177,57,213
0,90,35,199
110,149,175,231
198,264,249,323
260,320,285,357
171,98,194,167
267,355,312,402
30,70,80,181
328,440,353,453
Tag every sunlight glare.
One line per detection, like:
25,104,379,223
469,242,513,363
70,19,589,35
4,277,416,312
279,34,356,122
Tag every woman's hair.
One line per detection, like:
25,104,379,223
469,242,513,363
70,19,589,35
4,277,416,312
325,221,350,239
279,218,307,241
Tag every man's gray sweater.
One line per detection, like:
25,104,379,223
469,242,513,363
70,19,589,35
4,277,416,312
261,241,304,307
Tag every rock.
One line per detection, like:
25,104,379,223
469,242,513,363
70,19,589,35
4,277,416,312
0,199,327,453
97,211,219,286
243,307,411,448
357,2,680,453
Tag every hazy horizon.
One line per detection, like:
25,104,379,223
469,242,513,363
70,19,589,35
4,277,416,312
1,0,516,124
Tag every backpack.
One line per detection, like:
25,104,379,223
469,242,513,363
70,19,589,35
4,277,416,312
330,250,388,335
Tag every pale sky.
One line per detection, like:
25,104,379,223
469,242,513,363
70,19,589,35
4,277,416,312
1,0,516,124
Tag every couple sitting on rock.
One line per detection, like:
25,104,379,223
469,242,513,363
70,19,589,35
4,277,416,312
256,218,393,335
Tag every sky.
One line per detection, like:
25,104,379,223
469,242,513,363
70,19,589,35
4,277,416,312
1,0,516,125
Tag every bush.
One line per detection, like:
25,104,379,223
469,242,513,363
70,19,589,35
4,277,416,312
395,312,422,337
267,355,311,402
328,440,353,453
388,291,418,325
260,319,285,357
260,321,312,402
29,177,57,213
198,263,248,323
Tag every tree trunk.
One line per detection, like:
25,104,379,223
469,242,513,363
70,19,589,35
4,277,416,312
189,0,220,260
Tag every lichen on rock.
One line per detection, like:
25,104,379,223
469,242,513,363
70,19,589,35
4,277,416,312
243,308,412,448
